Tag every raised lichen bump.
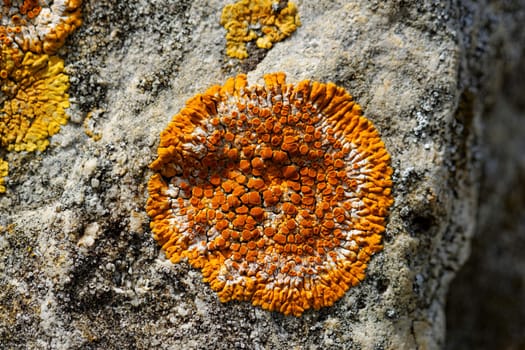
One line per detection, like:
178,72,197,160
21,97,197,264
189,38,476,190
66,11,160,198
146,72,393,316
220,0,301,59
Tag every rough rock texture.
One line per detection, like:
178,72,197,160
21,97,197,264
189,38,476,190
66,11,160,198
0,1,523,349
445,2,525,347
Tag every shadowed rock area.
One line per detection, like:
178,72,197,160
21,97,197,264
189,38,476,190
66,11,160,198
445,13,525,348
0,1,523,349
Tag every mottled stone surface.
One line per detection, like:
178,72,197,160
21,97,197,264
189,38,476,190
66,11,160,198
0,1,523,349
445,8,525,347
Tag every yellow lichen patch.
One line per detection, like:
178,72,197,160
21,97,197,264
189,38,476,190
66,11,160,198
0,1,82,192
146,72,394,316
0,51,70,152
220,0,300,59
83,110,103,142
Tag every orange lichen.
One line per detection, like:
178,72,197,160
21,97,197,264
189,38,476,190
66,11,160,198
146,72,393,316
0,0,82,54
220,0,301,59
0,1,82,192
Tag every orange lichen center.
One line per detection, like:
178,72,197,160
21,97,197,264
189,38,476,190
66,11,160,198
146,72,393,316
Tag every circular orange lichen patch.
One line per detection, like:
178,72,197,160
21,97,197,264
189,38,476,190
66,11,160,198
146,72,393,316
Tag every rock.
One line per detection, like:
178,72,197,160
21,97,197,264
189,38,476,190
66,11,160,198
0,1,523,349
445,16,525,349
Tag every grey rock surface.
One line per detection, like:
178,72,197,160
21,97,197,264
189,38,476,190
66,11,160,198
445,9,525,348
0,1,523,349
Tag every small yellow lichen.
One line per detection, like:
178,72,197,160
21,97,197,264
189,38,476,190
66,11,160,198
220,0,301,59
146,72,394,316
83,110,103,142
0,0,82,193
0,158,7,192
